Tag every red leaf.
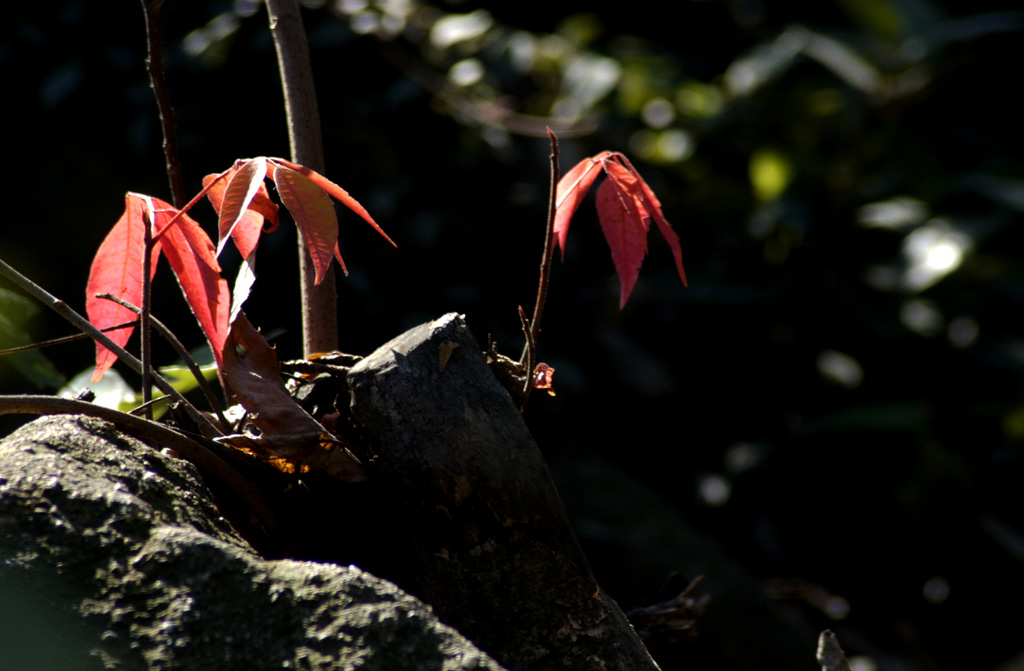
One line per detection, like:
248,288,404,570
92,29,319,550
614,154,687,287
85,193,160,381
203,163,279,260
595,165,650,307
270,163,340,284
553,150,687,308
229,254,257,324
553,151,609,258
149,198,231,367
269,158,395,248
333,240,348,276
213,157,268,258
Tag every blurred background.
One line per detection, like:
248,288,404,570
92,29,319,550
2,1,1024,669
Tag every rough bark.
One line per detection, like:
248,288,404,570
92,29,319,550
348,312,660,671
265,0,338,356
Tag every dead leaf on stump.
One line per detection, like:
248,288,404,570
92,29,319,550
218,312,365,482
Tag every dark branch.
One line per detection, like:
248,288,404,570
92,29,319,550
140,0,187,208
522,128,560,365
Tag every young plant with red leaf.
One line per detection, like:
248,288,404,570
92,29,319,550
82,156,393,475
554,151,687,308
516,136,687,410
85,157,394,388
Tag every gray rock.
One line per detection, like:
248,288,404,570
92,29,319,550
0,414,506,671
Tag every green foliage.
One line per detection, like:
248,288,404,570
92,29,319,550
0,288,63,389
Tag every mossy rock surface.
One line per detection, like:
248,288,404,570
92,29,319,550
0,413,505,671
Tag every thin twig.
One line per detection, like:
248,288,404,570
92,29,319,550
0,395,276,541
150,168,231,244
141,206,154,419
0,256,221,438
128,394,171,416
518,306,535,410
0,321,136,355
265,0,338,357
96,293,230,433
140,0,187,208
521,128,561,364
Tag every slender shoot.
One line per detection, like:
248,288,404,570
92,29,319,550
521,128,561,364
140,0,187,208
141,207,154,419
518,306,535,410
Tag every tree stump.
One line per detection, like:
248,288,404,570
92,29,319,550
348,312,659,671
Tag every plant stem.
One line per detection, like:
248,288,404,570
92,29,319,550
0,321,136,354
141,207,154,419
140,0,187,208
140,0,186,421
150,169,230,244
265,0,338,357
517,306,535,410
521,128,561,365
